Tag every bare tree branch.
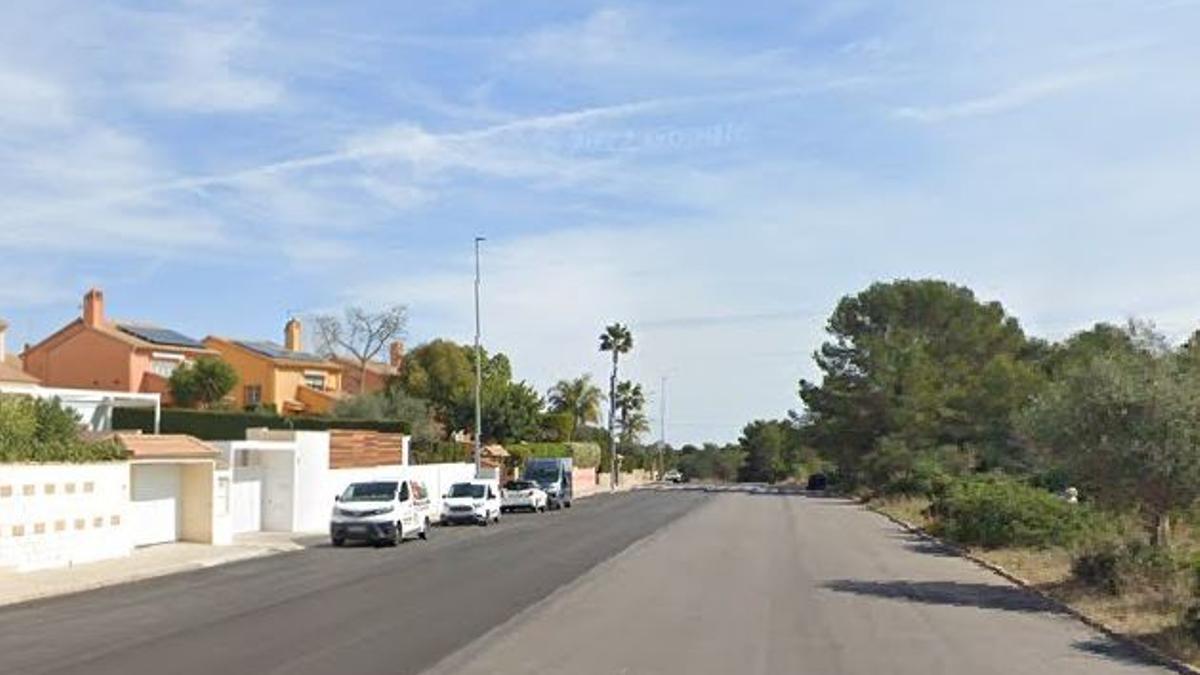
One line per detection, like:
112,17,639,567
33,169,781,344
311,305,408,393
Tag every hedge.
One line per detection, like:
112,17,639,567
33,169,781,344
928,475,1098,549
112,407,411,441
507,442,601,469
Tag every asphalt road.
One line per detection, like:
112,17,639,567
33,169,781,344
0,489,1182,675
0,491,707,675
434,488,1178,675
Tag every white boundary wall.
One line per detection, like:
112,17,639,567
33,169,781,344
0,462,132,571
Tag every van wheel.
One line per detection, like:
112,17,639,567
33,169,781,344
393,523,405,546
331,536,345,547
420,518,430,540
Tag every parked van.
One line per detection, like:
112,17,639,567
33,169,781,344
522,457,573,509
442,480,502,526
330,479,434,547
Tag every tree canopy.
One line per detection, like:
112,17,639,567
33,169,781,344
169,357,238,409
799,279,1043,485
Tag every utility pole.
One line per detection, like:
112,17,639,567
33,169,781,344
473,236,485,476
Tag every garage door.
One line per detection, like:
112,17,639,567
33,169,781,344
232,467,263,534
131,464,181,546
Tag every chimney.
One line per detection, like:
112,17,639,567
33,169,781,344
389,340,405,368
83,288,105,328
284,318,302,352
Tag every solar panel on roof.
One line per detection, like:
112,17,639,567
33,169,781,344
117,324,205,349
236,341,327,362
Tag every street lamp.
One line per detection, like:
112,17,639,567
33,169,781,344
474,236,485,476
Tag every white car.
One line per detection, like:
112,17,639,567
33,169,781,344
442,480,502,526
663,469,684,484
502,480,548,513
330,479,434,547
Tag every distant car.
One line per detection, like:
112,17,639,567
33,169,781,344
805,473,829,491
663,469,684,484
522,457,573,509
502,480,548,513
330,479,434,547
442,480,502,526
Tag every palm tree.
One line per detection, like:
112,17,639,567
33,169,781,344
614,380,647,447
547,375,604,441
599,323,633,488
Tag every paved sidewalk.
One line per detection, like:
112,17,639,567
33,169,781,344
0,532,307,608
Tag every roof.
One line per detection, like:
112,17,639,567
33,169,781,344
116,433,219,460
115,322,206,349
333,356,397,376
25,318,216,356
0,358,39,384
482,444,510,458
210,337,342,369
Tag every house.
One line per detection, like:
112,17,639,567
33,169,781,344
333,341,404,395
204,318,344,415
20,289,217,401
0,318,40,389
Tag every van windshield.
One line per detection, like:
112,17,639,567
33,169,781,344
525,466,560,484
448,483,486,499
341,482,398,502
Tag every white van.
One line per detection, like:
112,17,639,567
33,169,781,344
330,479,434,546
442,480,502,526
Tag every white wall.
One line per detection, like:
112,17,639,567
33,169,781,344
0,462,132,572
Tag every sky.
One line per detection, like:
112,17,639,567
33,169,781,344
2,1,1199,444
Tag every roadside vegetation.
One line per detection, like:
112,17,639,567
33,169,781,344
0,394,124,462
790,278,1200,666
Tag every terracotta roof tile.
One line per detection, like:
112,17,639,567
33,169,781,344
116,433,218,460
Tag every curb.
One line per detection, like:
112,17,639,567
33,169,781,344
867,504,1200,675
0,546,287,609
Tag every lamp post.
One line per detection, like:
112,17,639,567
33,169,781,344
473,236,485,476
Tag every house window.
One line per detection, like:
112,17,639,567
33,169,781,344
304,372,327,391
150,354,183,378
244,385,262,405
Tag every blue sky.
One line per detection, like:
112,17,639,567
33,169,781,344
2,1,1199,443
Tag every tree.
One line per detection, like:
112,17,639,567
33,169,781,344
313,305,407,394
1018,324,1200,547
599,323,633,487
169,357,238,409
333,390,442,447
394,339,474,422
614,380,648,447
547,375,604,441
799,279,1042,487
738,420,792,483
394,339,541,443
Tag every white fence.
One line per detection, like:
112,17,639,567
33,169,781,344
0,463,132,571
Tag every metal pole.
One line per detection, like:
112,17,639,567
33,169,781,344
608,353,617,490
473,236,485,476
658,375,667,480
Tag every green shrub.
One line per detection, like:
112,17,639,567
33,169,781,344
507,442,601,469
410,441,471,465
113,407,410,441
0,394,126,463
1072,540,1189,595
929,475,1097,549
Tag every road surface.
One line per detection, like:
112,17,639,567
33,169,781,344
0,489,1178,675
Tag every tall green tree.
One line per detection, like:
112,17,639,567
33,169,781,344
169,357,238,409
799,280,1043,486
333,390,442,447
614,380,648,448
392,339,541,443
1018,324,1200,547
547,375,604,441
599,323,634,486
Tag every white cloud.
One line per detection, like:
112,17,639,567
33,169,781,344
894,70,1107,123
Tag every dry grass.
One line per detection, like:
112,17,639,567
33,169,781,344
871,497,1200,667
872,495,934,530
